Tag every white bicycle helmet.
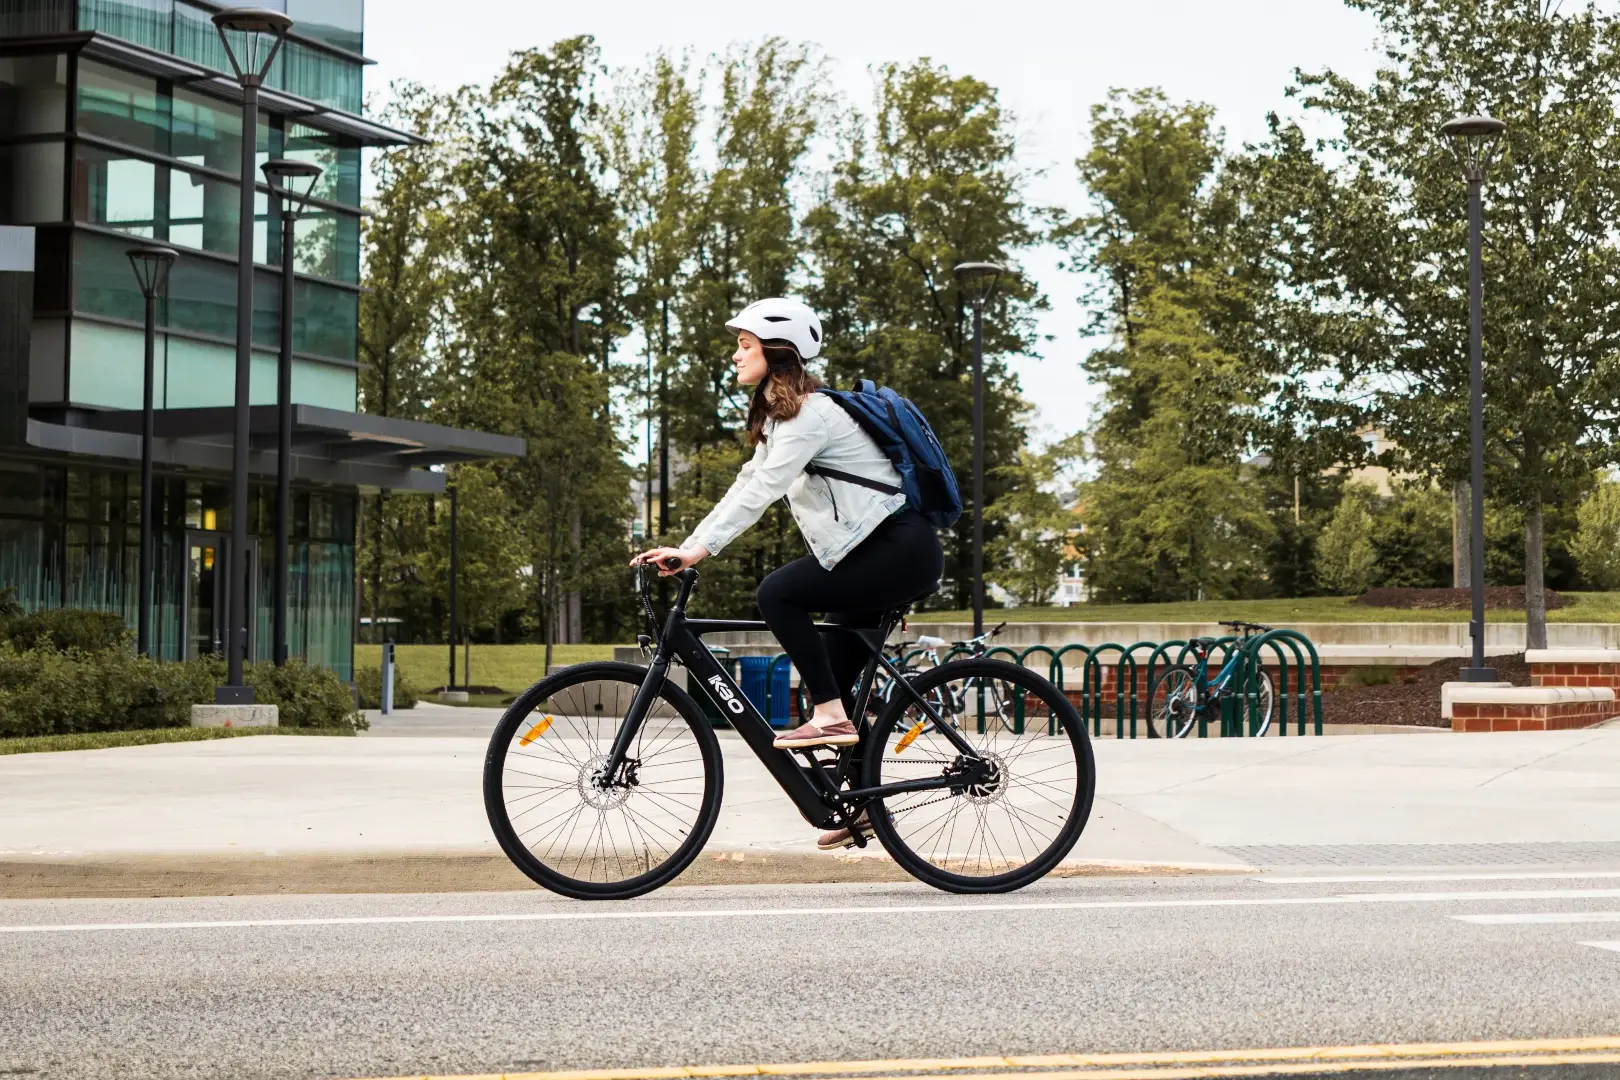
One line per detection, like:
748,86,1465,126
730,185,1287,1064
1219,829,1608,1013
725,297,823,361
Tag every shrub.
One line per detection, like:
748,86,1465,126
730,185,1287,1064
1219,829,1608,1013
0,607,130,653
1315,487,1379,594
354,666,418,711
0,648,212,737
0,649,364,738
247,659,367,730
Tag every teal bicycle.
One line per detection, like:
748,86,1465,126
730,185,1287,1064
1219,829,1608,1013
1146,621,1276,739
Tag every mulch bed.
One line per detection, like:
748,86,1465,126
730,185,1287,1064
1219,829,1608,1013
1352,586,1565,610
1319,652,1531,728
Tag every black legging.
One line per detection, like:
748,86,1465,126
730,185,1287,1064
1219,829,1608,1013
755,509,944,713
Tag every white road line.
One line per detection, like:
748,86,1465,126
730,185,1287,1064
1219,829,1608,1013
1582,941,1620,953
1265,871,1620,885
7,887,1620,935
1453,911,1620,925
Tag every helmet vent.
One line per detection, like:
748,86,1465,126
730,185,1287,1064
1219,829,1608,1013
763,315,790,322
809,326,820,341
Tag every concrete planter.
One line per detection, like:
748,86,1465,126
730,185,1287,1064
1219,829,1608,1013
191,704,279,728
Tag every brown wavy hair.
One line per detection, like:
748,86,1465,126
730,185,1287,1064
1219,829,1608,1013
745,341,822,445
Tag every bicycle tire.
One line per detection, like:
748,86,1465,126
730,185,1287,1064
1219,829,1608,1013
862,658,1095,894
1242,668,1276,737
1147,665,1202,739
483,661,723,901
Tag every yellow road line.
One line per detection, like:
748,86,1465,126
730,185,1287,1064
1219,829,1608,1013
346,1034,1620,1080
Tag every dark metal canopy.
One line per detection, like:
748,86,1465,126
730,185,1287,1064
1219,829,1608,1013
28,405,525,493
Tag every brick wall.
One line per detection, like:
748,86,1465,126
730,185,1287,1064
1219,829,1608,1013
1532,662,1620,690
1452,699,1616,732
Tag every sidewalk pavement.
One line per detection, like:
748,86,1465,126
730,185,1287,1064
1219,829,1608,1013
3,703,1619,877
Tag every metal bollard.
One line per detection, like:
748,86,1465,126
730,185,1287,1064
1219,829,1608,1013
381,640,395,715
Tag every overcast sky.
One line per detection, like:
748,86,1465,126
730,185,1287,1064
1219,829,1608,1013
363,0,1383,448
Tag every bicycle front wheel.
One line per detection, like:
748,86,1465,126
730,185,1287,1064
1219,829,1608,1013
483,661,723,900
863,658,1095,893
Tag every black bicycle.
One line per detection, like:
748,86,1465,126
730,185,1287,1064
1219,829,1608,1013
484,562,1096,900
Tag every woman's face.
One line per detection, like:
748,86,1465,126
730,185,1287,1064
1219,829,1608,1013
733,331,769,386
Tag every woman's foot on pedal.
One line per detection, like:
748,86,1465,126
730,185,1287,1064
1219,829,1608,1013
817,811,874,850
773,717,859,749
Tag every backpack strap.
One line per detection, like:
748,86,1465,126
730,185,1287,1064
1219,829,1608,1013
804,462,903,496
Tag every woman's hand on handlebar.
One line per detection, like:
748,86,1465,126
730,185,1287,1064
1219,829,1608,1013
630,545,709,576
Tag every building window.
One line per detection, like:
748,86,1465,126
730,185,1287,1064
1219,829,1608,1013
76,60,168,155
284,208,359,283
78,0,174,54
0,54,69,138
294,277,357,362
284,123,360,208
0,0,71,35
287,0,362,57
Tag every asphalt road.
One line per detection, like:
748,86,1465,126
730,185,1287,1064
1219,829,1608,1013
4,871,1620,1080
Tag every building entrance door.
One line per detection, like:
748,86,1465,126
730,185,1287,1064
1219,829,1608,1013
184,531,255,662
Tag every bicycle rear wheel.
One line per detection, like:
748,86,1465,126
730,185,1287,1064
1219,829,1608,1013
862,658,1095,893
483,661,723,900
1147,665,1202,739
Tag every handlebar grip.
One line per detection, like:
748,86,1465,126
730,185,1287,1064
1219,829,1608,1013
660,555,683,571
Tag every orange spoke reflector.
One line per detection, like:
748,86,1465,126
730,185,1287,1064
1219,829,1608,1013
519,716,554,746
895,719,926,753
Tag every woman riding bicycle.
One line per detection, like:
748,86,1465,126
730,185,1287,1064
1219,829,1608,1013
631,297,944,754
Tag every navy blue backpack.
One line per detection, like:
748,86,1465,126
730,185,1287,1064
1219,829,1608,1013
804,380,964,529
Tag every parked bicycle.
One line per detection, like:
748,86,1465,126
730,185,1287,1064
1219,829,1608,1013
484,563,1095,900
797,621,1009,722
1145,620,1276,739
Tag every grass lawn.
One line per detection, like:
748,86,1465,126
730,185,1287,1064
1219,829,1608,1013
0,726,353,756
353,643,620,696
908,592,1620,625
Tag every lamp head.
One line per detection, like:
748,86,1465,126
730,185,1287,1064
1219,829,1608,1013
212,8,293,86
1441,114,1507,179
261,159,324,217
125,246,178,300
953,261,1006,307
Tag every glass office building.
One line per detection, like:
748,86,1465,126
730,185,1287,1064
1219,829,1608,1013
0,1,521,678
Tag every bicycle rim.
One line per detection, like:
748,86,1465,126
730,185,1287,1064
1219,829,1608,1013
1148,666,1200,739
483,662,722,900
864,658,1094,893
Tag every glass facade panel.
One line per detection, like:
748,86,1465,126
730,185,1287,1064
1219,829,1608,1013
284,208,358,283
68,319,147,407
0,467,354,674
78,0,172,52
268,40,361,114
287,0,362,56
294,278,356,361
171,85,243,174
0,54,68,137
73,143,157,237
0,0,72,35
73,231,285,345
76,60,167,154
284,123,359,207
0,141,64,224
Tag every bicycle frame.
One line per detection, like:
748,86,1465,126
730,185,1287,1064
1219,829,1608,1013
603,568,982,830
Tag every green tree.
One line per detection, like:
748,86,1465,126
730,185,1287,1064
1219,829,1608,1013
438,37,636,663
1314,485,1379,595
1285,0,1620,646
1064,91,1277,602
987,443,1080,607
805,59,1046,609
1572,479,1620,590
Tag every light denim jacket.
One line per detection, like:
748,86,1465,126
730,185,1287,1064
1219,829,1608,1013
684,394,909,570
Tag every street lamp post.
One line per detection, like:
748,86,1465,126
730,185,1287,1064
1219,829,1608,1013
261,159,323,667
953,261,1004,638
212,8,292,700
125,246,177,659
448,480,459,692
1442,114,1506,683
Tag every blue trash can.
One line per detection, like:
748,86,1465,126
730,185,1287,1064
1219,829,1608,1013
738,655,794,728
